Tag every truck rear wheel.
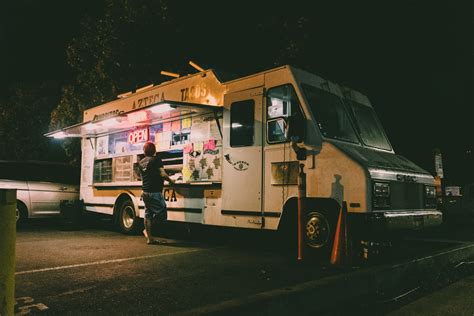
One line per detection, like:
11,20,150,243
117,199,141,235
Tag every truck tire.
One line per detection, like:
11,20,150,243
117,199,141,235
16,201,28,225
279,205,337,260
304,210,335,254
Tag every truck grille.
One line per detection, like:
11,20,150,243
390,182,424,210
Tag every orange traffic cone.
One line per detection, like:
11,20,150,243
330,201,352,265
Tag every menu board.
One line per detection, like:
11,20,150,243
98,112,223,183
113,156,132,182
182,139,222,182
96,136,109,157
190,115,209,142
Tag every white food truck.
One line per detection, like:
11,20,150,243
46,65,442,254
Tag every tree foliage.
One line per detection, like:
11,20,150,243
0,83,65,161
48,0,311,162
50,0,179,162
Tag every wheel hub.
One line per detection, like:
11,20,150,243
305,212,330,248
122,206,135,229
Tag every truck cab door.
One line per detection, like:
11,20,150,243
221,87,264,227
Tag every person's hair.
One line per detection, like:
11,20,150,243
143,142,156,157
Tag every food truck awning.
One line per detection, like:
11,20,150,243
45,100,222,139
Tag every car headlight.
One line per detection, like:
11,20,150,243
373,182,391,209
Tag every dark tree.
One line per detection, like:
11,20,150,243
0,83,64,161
50,0,177,162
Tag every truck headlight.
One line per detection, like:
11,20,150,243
424,185,437,207
373,182,391,209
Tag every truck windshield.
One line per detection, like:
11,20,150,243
301,84,359,143
346,100,392,151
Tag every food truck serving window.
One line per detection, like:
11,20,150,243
113,156,133,182
301,84,359,144
230,100,254,147
93,159,112,183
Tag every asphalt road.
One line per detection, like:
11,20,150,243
388,274,474,316
15,218,338,315
13,216,474,315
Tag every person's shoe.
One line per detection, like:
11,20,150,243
147,239,167,245
147,239,158,245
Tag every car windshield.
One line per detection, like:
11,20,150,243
346,100,392,151
301,84,359,143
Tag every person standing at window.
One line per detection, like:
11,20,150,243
138,142,175,245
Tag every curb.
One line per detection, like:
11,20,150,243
176,242,474,315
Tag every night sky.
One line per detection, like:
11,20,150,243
0,1,472,184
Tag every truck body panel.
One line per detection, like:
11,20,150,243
46,65,442,239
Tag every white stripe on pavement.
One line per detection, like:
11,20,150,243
15,248,210,276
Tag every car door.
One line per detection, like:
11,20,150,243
27,163,79,216
0,161,31,214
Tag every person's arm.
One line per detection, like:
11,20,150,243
159,167,175,185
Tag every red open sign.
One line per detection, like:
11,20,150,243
128,127,149,144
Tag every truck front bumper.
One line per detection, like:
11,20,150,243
367,210,443,233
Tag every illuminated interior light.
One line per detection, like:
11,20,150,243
127,111,150,124
53,132,67,139
150,103,174,114
100,117,121,127
232,123,243,128
128,127,149,144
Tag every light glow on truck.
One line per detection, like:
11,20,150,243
127,111,150,124
150,103,174,114
100,117,121,127
52,131,67,139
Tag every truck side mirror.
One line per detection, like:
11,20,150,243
291,136,307,161
287,114,306,142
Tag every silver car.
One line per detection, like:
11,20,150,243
0,161,79,223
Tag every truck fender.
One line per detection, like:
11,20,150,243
279,197,341,230
113,191,140,222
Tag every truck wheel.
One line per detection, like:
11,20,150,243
305,211,332,249
16,201,28,225
117,199,141,235
304,208,338,259
279,206,337,260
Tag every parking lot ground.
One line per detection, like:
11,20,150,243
387,273,474,316
14,216,474,315
15,218,340,315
